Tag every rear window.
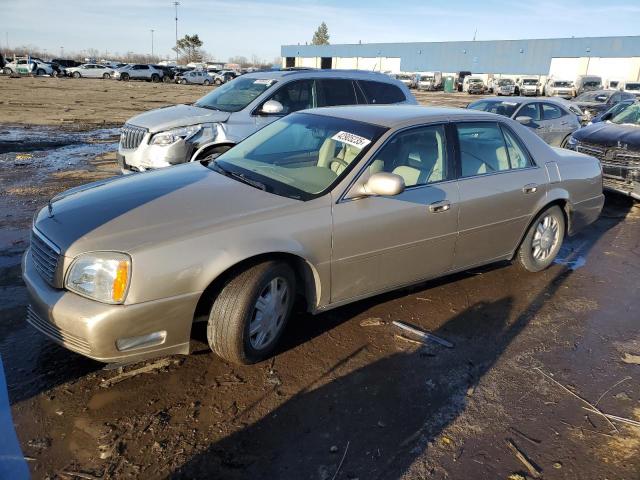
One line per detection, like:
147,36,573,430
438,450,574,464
468,101,520,118
317,79,358,107
358,80,406,104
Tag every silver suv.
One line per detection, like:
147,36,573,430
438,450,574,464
117,69,417,173
114,64,164,82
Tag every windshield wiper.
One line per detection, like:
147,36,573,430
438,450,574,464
197,104,220,111
212,163,267,191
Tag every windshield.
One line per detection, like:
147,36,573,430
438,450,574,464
554,81,573,88
498,79,514,86
210,112,387,200
611,103,640,126
194,77,276,112
468,100,519,117
625,83,640,91
469,78,482,83
522,79,537,85
576,91,610,102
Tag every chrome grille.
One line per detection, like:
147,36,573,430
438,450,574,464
613,150,640,168
30,229,60,286
576,142,605,160
26,305,91,355
119,124,148,150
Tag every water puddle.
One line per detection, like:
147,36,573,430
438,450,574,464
0,126,119,171
554,241,587,270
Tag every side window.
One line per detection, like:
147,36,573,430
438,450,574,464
457,122,511,177
269,80,314,114
140,65,149,70
517,103,540,121
358,80,406,104
317,79,358,107
541,103,563,120
372,125,448,187
501,126,533,169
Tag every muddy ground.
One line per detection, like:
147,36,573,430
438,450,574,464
1,77,639,479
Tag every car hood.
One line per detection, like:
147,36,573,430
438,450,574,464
126,104,231,133
573,122,640,149
33,163,299,257
574,101,607,111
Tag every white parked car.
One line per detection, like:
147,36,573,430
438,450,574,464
114,64,164,82
544,79,576,98
516,77,541,96
176,70,213,85
66,64,115,79
494,78,516,96
620,81,640,97
3,57,54,76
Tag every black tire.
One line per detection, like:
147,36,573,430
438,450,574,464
516,206,565,272
103,73,111,79
3,68,11,75
73,71,81,78
200,145,232,162
214,78,222,85
151,74,160,83
180,78,187,85
560,135,571,148
121,73,129,81
207,261,295,364
203,79,211,86
36,68,46,76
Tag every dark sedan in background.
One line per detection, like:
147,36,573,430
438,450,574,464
572,89,636,123
567,102,640,200
467,97,582,147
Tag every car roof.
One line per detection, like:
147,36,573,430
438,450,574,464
300,105,499,128
472,96,572,106
240,69,400,82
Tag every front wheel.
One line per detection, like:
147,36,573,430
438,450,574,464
516,206,565,272
180,78,187,85
203,79,211,86
121,73,129,81
36,68,46,76
103,73,111,79
151,74,160,83
207,261,295,364
214,78,222,85
3,68,11,75
73,71,81,78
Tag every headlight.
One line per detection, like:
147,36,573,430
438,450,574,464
65,252,131,304
567,135,578,147
149,124,204,146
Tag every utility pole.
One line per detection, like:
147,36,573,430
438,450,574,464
60,46,64,58
173,1,180,63
150,29,155,58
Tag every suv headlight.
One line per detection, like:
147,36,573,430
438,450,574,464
150,124,204,146
566,135,578,148
65,252,131,304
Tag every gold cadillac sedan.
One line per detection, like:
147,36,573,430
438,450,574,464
23,106,604,365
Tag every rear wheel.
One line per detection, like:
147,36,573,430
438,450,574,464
207,261,295,364
73,71,81,78
151,74,160,83
36,68,46,76
516,206,565,272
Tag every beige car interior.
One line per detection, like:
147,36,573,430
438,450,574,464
459,124,529,176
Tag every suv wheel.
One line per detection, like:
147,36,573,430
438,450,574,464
103,73,111,79
72,71,81,78
516,206,565,272
151,74,160,83
214,78,222,85
3,68,12,75
203,79,211,86
200,145,232,162
180,78,187,85
207,261,295,364
36,68,46,76
121,73,129,81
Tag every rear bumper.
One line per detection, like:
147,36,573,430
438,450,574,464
570,194,606,235
22,250,199,363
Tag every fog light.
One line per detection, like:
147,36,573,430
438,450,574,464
116,331,167,351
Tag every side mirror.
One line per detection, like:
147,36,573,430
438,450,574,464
259,99,284,115
515,115,532,125
363,172,405,196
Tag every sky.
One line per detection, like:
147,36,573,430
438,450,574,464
2,0,640,62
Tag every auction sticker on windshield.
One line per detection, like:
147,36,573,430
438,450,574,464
331,131,371,149
254,79,274,85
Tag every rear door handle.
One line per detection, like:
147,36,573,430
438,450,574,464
522,183,538,194
429,200,451,213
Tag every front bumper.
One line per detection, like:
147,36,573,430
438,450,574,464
22,250,199,363
118,135,193,174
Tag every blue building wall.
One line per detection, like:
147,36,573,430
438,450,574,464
281,36,640,74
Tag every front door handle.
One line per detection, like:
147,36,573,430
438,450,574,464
522,183,538,194
429,200,451,213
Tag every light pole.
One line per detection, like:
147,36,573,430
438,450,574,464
60,46,64,58
150,29,155,58
173,2,180,63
